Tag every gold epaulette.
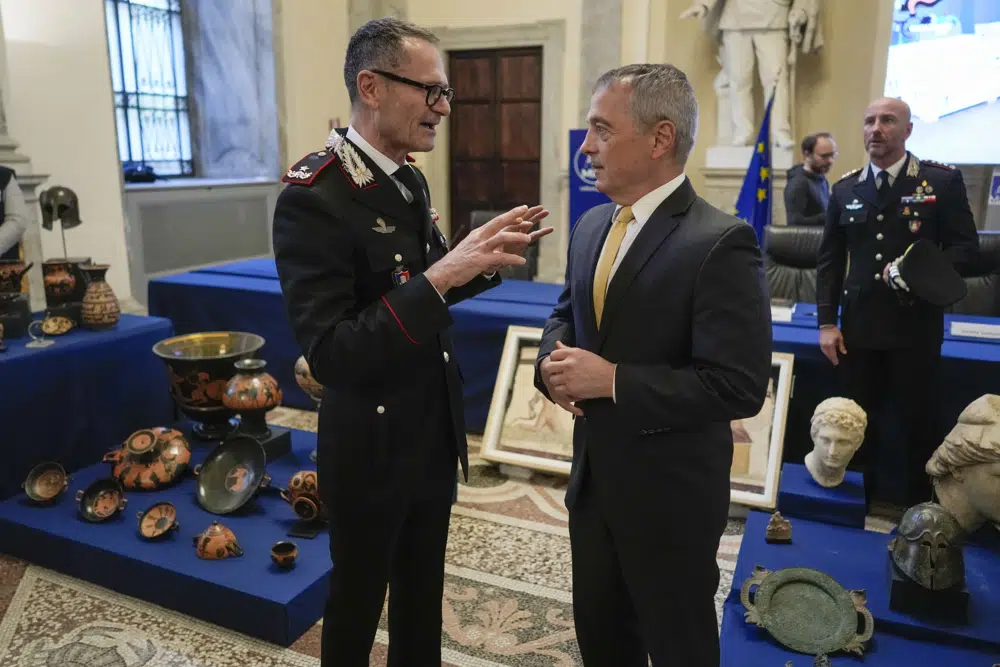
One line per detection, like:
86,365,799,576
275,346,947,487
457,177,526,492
836,167,863,183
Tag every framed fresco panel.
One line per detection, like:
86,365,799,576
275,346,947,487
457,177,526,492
729,352,795,510
480,325,574,476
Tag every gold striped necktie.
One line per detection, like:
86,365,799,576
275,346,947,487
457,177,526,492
593,205,633,327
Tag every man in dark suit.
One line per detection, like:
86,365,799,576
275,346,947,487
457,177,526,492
816,97,978,507
272,18,550,667
534,63,773,666
784,132,836,226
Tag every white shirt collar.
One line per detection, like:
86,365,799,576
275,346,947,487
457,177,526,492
346,125,402,177
614,172,687,225
868,152,908,183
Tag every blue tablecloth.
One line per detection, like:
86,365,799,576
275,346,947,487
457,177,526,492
734,511,1000,651
777,462,866,528
1,314,176,500
194,257,279,281
147,272,314,411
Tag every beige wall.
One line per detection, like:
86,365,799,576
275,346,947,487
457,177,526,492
647,0,891,194
1,0,132,299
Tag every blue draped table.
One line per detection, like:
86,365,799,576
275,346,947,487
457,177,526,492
0,314,176,500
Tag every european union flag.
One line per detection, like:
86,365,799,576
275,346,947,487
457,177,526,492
733,90,775,242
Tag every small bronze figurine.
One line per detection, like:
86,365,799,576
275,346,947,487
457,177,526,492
765,511,792,544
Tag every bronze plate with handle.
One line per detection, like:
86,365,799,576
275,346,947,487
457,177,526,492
741,565,874,656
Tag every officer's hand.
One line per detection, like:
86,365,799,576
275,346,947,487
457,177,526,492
819,326,847,366
496,207,553,258
424,205,536,293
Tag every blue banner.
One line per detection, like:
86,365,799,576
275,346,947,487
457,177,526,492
569,129,611,230
733,91,775,243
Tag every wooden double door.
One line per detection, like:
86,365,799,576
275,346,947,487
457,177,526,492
447,46,543,261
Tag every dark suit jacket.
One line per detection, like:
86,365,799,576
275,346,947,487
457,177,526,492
816,153,978,349
272,129,498,497
534,178,773,539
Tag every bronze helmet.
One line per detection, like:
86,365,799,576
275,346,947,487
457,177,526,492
38,186,82,231
890,502,966,590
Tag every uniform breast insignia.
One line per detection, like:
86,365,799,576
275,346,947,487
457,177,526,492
372,218,395,234
846,199,863,210
326,131,375,189
392,265,410,286
281,151,336,185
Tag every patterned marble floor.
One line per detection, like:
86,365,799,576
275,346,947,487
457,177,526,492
0,407,895,666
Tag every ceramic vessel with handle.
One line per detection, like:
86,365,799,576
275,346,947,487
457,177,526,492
193,521,243,560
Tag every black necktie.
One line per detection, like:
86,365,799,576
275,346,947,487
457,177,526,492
876,170,889,191
394,165,428,211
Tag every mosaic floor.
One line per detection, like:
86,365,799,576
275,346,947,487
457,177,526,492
0,407,895,666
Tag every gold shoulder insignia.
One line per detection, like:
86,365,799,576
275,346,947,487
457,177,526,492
922,158,956,171
282,151,337,186
836,167,863,183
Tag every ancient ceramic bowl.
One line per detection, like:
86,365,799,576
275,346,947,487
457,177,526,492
271,540,298,568
741,565,873,656
151,332,265,440
193,521,243,560
103,426,191,490
280,470,324,521
194,434,270,515
223,358,282,439
137,501,179,540
293,355,323,406
75,478,127,523
0,259,33,294
40,315,74,336
23,461,69,503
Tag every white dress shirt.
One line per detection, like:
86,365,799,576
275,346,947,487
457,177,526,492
867,153,907,189
598,172,688,402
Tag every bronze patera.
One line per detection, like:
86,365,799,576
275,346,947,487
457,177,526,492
889,501,966,590
741,565,874,656
765,511,792,543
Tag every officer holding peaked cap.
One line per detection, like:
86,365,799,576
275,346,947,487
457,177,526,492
816,97,979,507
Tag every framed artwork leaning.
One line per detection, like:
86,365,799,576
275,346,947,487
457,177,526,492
729,352,795,510
480,326,574,476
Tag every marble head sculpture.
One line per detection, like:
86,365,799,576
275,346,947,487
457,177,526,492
926,394,1000,533
805,397,867,487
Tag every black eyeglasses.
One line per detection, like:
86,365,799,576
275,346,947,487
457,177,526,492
371,69,455,106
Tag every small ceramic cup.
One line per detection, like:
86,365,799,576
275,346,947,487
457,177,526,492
271,540,298,569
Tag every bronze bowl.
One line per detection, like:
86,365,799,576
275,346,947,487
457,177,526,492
152,332,265,440
23,461,69,503
193,434,270,515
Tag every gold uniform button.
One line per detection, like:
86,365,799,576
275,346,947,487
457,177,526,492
876,253,883,261
376,405,385,414
877,214,884,221
394,254,402,262
874,273,881,280
877,233,884,240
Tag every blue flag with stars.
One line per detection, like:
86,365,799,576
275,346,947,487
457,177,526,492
733,90,775,242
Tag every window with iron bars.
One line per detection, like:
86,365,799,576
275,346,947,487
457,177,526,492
105,0,193,178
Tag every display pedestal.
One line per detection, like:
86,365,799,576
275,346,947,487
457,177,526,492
235,424,291,463
777,462,867,528
888,556,969,623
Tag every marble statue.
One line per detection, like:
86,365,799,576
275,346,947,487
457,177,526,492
680,0,824,149
926,394,1000,534
805,397,867,488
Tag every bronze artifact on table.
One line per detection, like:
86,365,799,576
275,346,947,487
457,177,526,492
765,511,792,543
281,470,325,521
80,263,120,330
889,502,966,591
39,315,73,336
271,540,298,568
193,434,271,514
741,565,874,657
137,501,179,540
193,521,243,560
223,358,283,439
75,478,128,523
23,461,69,503
103,427,191,490
0,259,33,293
152,331,265,440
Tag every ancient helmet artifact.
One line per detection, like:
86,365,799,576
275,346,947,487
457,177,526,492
38,186,82,230
889,502,966,590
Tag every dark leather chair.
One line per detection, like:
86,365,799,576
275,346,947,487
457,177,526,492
949,230,1000,316
762,225,824,304
469,209,538,280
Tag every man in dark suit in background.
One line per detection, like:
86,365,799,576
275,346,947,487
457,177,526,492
816,96,978,507
534,63,773,666
783,132,836,226
272,18,550,667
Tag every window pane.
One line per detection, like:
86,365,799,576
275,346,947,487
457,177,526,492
117,2,137,93
105,0,123,93
116,108,130,162
171,12,186,97
128,107,143,160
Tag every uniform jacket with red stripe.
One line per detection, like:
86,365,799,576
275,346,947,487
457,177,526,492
272,129,498,491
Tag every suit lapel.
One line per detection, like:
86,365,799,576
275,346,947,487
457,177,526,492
329,128,416,225
596,178,696,349
853,166,879,209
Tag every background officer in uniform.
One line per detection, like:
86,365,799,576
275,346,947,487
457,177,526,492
816,96,978,507
272,18,550,667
